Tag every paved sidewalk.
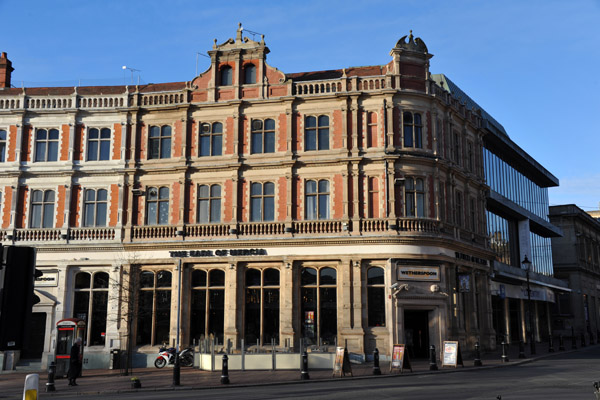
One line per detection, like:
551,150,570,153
0,341,592,398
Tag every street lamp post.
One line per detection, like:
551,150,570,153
523,255,536,355
173,258,182,386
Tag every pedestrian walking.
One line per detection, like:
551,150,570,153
67,337,82,386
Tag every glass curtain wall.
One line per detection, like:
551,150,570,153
486,210,512,266
483,147,549,221
530,232,554,276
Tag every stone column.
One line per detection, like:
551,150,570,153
180,118,188,161
351,163,360,233
280,261,295,348
503,297,510,342
224,262,239,348
387,161,396,219
342,171,349,220
14,123,23,163
341,103,348,150
350,96,359,156
385,100,394,151
67,122,75,164
285,108,293,155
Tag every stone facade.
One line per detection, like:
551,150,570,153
550,204,600,342
0,28,500,369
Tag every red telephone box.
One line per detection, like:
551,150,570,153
54,318,86,378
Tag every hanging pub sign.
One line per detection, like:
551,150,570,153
390,344,412,373
458,274,471,293
442,341,464,368
332,347,353,377
397,266,440,282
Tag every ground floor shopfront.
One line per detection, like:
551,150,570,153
490,272,568,348
15,240,495,370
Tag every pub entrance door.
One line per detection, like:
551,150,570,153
404,310,430,359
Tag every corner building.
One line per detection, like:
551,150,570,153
0,29,498,369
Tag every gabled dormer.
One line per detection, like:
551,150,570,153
191,23,287,102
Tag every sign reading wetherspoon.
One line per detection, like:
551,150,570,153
35,271,59,287
397,266,440,281
169,249,267,258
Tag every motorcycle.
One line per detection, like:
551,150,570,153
154,346,194,368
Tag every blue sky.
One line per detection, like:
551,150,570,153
2,0,599,210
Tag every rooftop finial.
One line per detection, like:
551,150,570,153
236,22,243,42
213,38,217,49
394,30,428,52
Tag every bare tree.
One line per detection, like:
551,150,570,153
109,251,143,376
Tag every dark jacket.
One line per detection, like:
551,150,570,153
67,343,81,379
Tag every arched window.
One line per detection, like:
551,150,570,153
73,271,109,346
190,269,225,344
300,267,337,344
220,66,233,86
405,178,425,217
35,128,59,162
251,119,276,154
146,186,169,225
250,182,275,222
244,268,280,345
198,184,221,223
148,125,171,159
30,189,55,228
244,64,256,84
87,128,111,161
84,189,108,227
305,115,329,151
403,112,422,148
305,180,330,220
367,267,385,327
199,122,223,156
137,270,172,345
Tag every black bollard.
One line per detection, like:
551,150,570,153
558,334,565,351
300,350,310,380
46,361,56,392
373,348,381,375
581,332,586,347
590,332,595,345
571,327,577,350
172,352,180,386
221,354,230,384
429,345,438,371
473,342,482,367
518,340,526,359
501,340,509,363
548,335,554,353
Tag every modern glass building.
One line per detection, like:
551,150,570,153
433,74,569,346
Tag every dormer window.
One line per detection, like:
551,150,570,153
220,66,233,86
244,64,256,84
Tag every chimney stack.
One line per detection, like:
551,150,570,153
0,52,14,89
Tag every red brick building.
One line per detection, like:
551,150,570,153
0,27,495,369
